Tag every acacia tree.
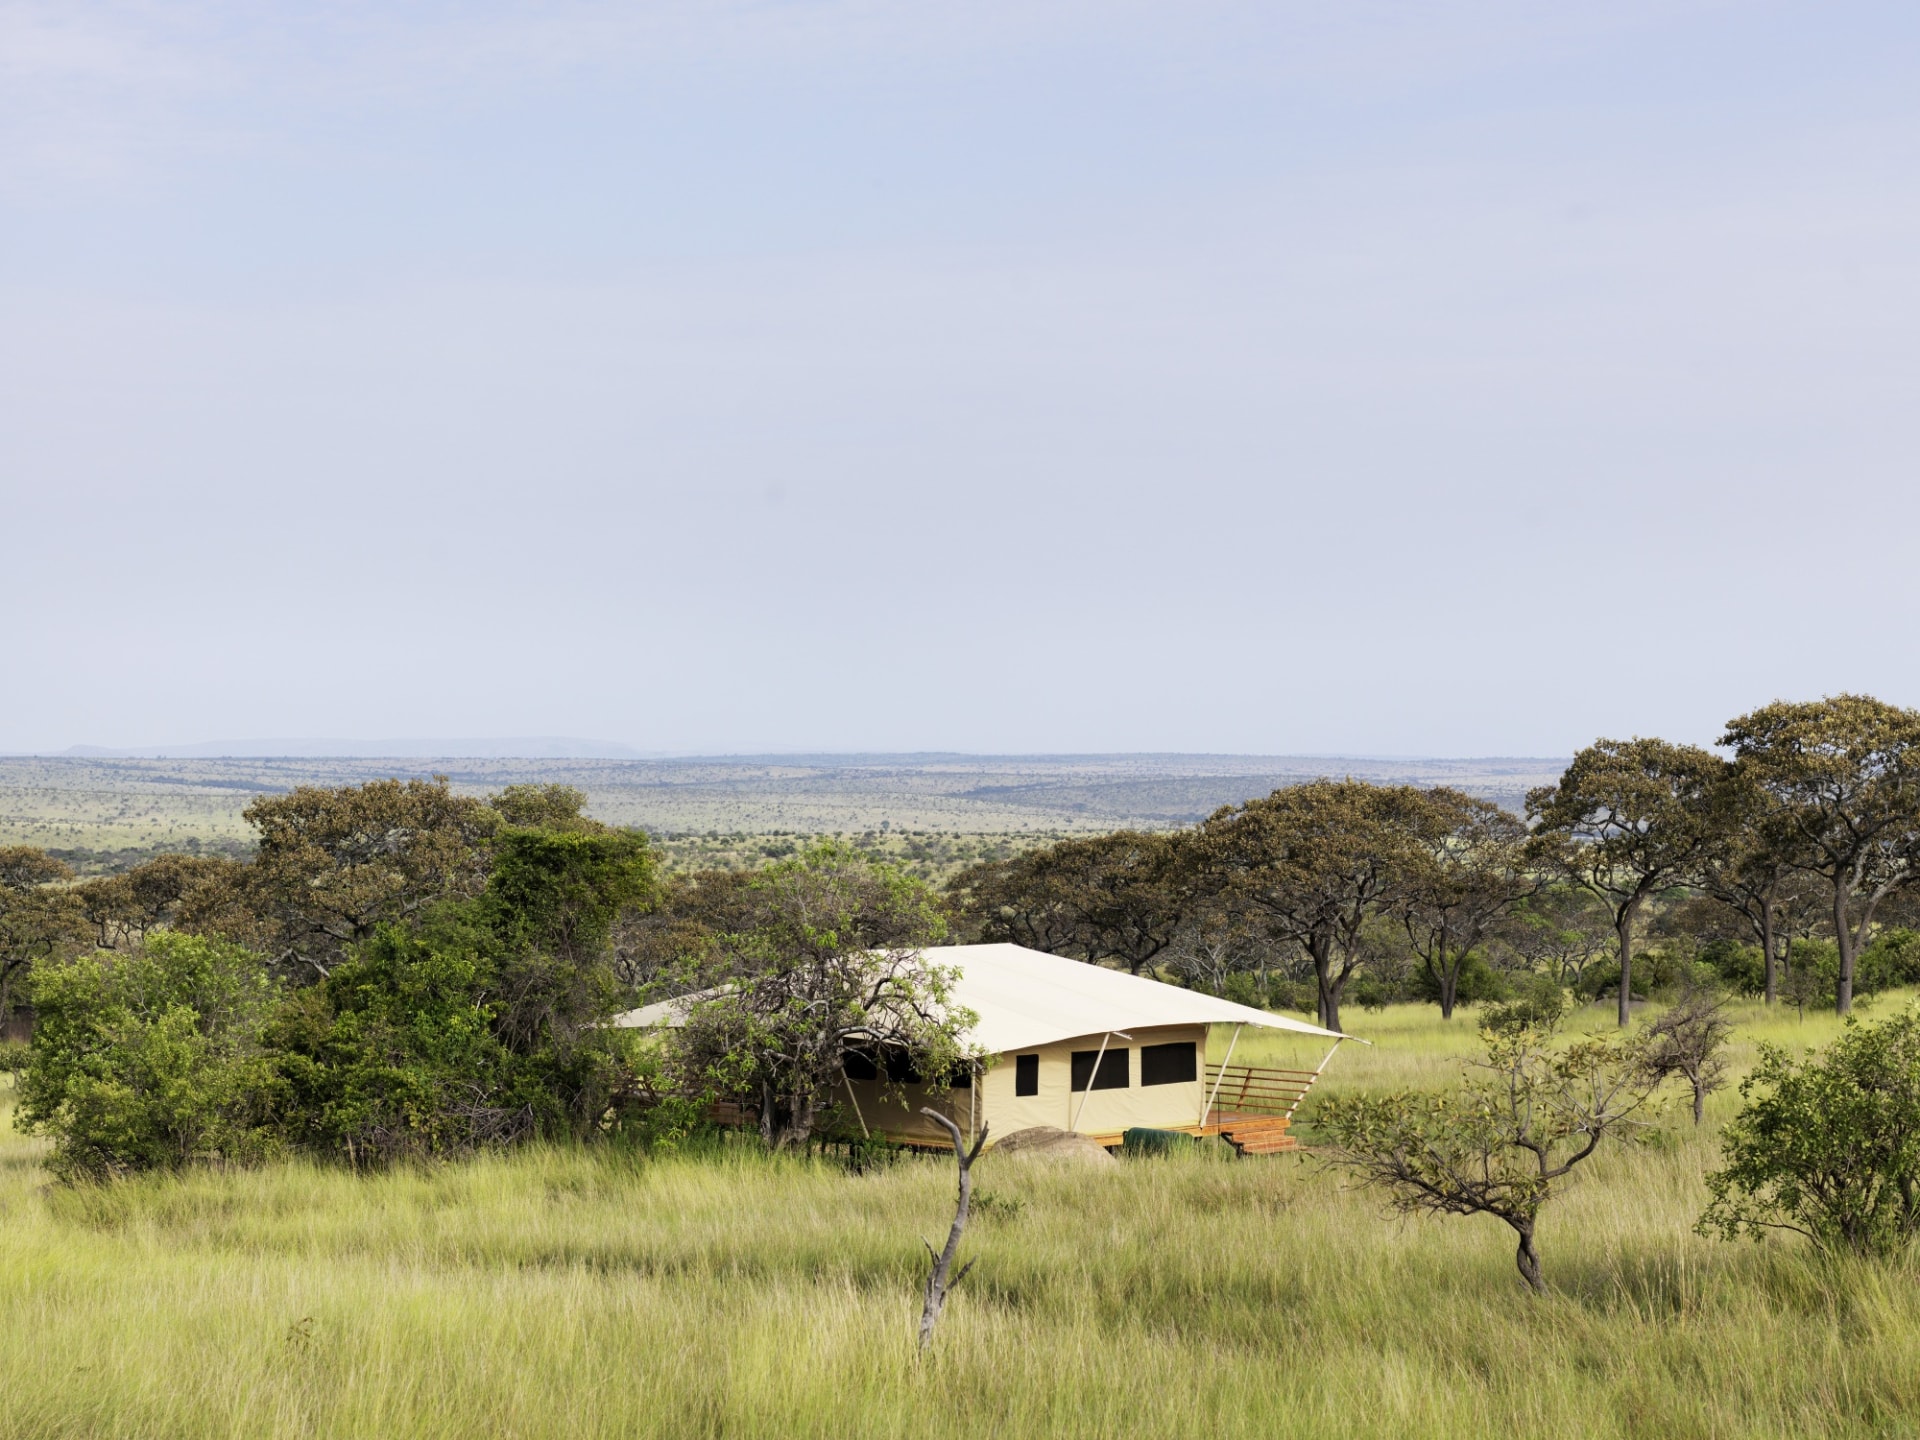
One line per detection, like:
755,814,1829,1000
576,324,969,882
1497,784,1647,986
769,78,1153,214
1721,695,1920,1015
1495,886,1616,990
1527,739,1726,1027
1317,1000,1663,1291
1189,779,1423,1032
671,842,975,1149
947,830,1187,974
240,778,502,981
0,847,87,1037
1396,789,1534,1020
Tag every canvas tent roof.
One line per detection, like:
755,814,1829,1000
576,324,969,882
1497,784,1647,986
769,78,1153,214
613,942,1349,1053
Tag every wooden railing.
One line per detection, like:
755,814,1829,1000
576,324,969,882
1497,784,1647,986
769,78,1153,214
1203,1063,1322,1122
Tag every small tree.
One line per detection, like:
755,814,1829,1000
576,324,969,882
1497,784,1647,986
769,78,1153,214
1701,1008,1920,1256
1317,1000,1664,1291
1640,985,1733,1125
916,1109,987,1350
669,843,975,1149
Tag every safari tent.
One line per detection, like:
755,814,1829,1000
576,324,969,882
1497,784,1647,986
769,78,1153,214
618,942,1356,1153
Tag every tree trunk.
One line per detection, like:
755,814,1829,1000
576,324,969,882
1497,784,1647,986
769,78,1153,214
1513,1220,1544,1293
1615,901,1637,1028
1437,955,1457,1021
1312,936,1341,1033
1761,892,1778,1006
916,1110,987,1351
1834,882,1856,1016
1692,1078,1706,1127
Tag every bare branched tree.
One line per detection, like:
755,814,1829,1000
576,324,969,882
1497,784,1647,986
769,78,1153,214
1641,985,1734,1125
917,1109,988,1350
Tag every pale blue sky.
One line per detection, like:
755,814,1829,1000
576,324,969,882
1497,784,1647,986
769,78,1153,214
4,2,1918,756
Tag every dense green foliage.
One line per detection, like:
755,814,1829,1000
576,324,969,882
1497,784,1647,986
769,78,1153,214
1702,1007,1920,1256
16,932,284,1181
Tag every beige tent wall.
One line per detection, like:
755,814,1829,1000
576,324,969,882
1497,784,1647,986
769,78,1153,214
976,1023,1211,1143
835,1023,1212,1148
835,1075,979,1146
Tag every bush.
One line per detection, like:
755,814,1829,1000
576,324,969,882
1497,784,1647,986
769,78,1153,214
1861,928,1920,993
1699,938,1766,996
1412,951,1507,1009
1701,1007,1920,1256
15,934,284,1181
0,1039,28,1076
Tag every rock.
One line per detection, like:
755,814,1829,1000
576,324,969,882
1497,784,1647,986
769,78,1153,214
986,1126,1117,1166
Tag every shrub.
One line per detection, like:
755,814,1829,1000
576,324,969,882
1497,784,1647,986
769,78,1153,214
1412,950,1506,1008
15,934,284,1181
1700,1007,1920,1256
1698,937,1765,996
1317,999,1663,1291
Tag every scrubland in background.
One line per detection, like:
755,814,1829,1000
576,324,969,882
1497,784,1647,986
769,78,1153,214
0,755,1562,880
3,996,1915,1440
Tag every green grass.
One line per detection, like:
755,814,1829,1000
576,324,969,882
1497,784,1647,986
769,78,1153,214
4,999,1918,1439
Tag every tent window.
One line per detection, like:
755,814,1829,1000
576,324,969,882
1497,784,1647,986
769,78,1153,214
842,1048,878,1081
1015,1054,1039,1096
947,1063,973,1090
1140,1042,1197,1086
1070,1048,1130,1092
884,1050,922,1085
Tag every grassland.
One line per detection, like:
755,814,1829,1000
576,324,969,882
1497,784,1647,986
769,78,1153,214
4,996,1916,1439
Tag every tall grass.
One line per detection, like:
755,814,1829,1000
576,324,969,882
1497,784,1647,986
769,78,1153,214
3,998,1917,1439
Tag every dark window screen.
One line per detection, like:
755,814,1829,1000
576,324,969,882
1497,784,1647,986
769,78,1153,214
884,1050,922,1084
1015,1054,1039,1096
1140,1042,1197,1087
1070,1047,1130,1092
842,1048,878,1081
947,1063,973,1090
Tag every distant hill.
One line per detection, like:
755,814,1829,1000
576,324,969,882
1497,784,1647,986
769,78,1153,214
58,738,653,760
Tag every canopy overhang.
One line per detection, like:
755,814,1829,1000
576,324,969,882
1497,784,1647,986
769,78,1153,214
613,942,1354,1054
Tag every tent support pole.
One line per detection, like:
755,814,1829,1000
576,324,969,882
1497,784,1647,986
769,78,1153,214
842,1071,870,1139
969,1061,978,1148
1069,1031,1115,1133
1286,1038,1346,1121
1203,1023,1244,1127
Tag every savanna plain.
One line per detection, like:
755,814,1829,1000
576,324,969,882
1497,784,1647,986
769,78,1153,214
5,999,1914,1440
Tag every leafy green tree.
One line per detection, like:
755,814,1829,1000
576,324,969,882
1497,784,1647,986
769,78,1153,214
1527,738,1727,1026
1395,788,1534,1019
670,842,969,1149
1189,780,1425,1032
947,830,1187,974
15,933,284,1181
242,778,503,982
1317,999,1663,1291
488,784,603,832
73,853,240,952
272,826,658,1161
1722,695,1920,1015
1701,1008,1920,1256
0,847,87,1037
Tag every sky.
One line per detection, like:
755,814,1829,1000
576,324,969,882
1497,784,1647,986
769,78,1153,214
4,1,1919,758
